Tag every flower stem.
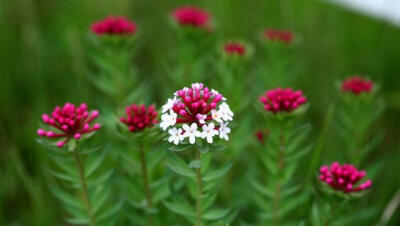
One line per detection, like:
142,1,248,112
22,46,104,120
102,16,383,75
139,144,154,226
195,150,203,226
273,125,286,226
73,149,97,226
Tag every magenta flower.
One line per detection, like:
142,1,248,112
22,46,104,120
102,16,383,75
224,42,246,56
37,103,101,148
91,16,137,35
264,29,294,44
160,83,233,145
260,88,307,113
319,162,372,193
120,104,158,133
341,76,374,95
172,6,210,28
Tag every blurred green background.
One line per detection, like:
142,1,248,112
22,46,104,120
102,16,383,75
0,0,399,225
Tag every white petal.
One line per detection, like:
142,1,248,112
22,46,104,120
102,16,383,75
182,124,190,131
189,135,196,144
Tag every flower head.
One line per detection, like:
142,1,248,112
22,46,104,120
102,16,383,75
161,83,233,145
341,76,374,95
91,16,137,35
264,29,294,44
319,162,372,193
120,104,158,132
37,103,100,148
224,42,246,56
260,88,307,113
172,6,210,28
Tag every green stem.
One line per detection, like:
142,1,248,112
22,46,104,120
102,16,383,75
195,150,203,226
73,149,97,226
139,144,154,226
273,125,286,226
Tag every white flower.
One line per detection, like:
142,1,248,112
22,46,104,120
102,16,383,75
168,128,183,145
202,123,219,143
219,122,231,140
182,123,201,144
219,102,234,121
192,83,203,90
160,110,177,130
197,114,207,124
162,97,177,113
211,109,222,123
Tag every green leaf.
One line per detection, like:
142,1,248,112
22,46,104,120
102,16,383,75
49,186,84,210
97,199,124,222
203,208,230,220
168,144,192,152
92,186,111,214
203,162,232,182
85,149,107,177
250,178,273,198
189,160,201,169
165,153,196,178
163,201,195,217
50,170,79,184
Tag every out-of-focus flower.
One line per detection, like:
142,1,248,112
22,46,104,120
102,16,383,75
37,103,100,148
319,162,372,193
224,42,246,56
161,83,233,145
172,6,210,28
91,16,137,35
254,130,269,146
263,29,294,44
120,104,158,132
260,88,307,113
341,76,374,95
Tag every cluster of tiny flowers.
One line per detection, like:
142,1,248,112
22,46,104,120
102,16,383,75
37,103,101,148
172,6,210,28
91,16,137,35
264,29,294,44
161,83,233,145
120,104,158,132
260,88,307,113
319,162,372,193
341,76,374,95
224,42,246,56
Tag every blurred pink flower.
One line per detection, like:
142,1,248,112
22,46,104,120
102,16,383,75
319,162,372,193
120,104,158,132
172,6,210,28
341,76,374,95
260,88,307,113
224,42,246,56
91,16,137,35
264,29,294,43
38,103,100,148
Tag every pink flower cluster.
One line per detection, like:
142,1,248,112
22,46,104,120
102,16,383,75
260,88,307,113
91,16,137,35
120,104,158,132
172,6,210,28
341,76,374,95
224,42,246,56
173,84,223,126
319,162,372,193
37,103,101,148
264,29,294,44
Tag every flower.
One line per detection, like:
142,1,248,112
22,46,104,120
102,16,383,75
160,110,177,131
202,123,219,143
160,83,233,145
341,76,374,95
219,122,231,140
263,29,294,44
37,103,101,148
319,162,372,193
168,128,184,145
254,130,269,146
172,6,210,28
183,123,202,144
162,97,178,113
91,16,137,35
120,104,158,132
224,42,246,56
260,88,307,113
